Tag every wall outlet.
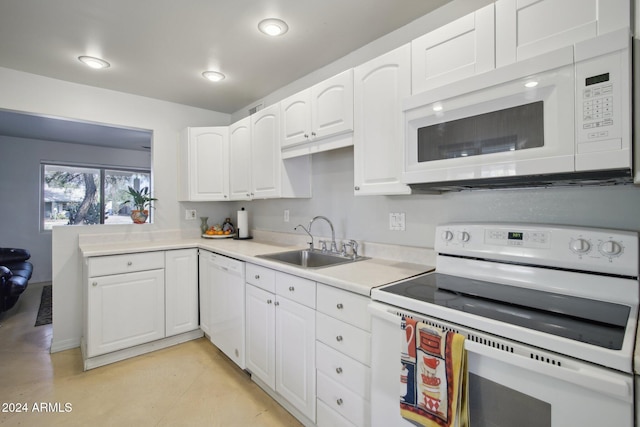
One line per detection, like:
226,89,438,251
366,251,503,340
389,212,406,231
185,209,197,220
284,209,290,222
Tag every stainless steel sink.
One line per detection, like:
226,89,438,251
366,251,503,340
256,249,368,269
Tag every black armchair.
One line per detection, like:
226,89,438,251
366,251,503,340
0,248,33,312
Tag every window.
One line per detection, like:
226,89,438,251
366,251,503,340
42,164,151,230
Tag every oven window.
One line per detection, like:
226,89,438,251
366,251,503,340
417,101,544,162
469,373,551,427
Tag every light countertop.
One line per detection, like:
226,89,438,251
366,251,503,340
80,235,434,296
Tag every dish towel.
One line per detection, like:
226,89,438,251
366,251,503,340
400,316,468,427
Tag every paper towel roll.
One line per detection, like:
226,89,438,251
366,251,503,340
237,208,249,238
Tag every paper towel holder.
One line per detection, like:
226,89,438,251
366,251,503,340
234,207,253,240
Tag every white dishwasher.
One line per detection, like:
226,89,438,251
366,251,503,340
200,251,246,369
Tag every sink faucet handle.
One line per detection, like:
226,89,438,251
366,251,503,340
319,240,328,252
347,239,359,259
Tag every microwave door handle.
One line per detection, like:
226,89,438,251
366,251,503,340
465,340,630,399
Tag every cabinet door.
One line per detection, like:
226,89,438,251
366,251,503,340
281,89,312,148
354,44,411,196
229,117,253,200
245,284,276,389
495,0,629,67
411,3,494,94
198,251,213,335
86,269,165,357
165,249,199,337
251,104,281,199
179,127,229,201
275,295,316,421
312,69,354,139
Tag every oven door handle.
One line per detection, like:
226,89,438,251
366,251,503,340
465,340,631,399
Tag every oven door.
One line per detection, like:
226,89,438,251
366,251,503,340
369,303,634,427
403,46,576,185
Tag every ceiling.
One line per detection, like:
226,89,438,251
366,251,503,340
0,0,451,115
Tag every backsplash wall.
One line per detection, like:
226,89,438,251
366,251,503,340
234,147,640,249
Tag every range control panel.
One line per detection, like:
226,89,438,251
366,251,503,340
436,223,638,277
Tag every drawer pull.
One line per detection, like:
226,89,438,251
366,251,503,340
336,335,343,342
336,367,343,374
92,281,98,287
127,261,133,266
336,398,343,406
255,274,260,280
336,303,344,309
267,299,273,304
288,286,295,292
274,301,280,306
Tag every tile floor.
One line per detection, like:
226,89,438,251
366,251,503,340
0,282,302,426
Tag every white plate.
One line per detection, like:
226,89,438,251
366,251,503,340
202,233,236,239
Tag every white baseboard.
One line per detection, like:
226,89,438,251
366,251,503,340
50,338,81,354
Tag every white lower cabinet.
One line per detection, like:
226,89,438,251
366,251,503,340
245,264,316,423
316,283,372,427
165,249,199,337
83,250,202,369
86,267,165,358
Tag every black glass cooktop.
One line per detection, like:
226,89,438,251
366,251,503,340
379,273,630,350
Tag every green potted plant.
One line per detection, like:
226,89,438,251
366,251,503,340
124,186,157,224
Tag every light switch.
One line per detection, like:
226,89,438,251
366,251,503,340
389,213,405,231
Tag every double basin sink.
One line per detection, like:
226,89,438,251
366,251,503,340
257,249,368,269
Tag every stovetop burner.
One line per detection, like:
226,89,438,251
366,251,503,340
379,273,629,350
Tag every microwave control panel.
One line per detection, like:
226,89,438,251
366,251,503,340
575,48,627,149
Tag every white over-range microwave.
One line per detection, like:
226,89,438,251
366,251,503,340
403,28,635,191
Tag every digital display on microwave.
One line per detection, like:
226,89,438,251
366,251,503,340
508,232,523,240
586,73,609,86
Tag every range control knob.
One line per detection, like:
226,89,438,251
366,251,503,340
599,240,623,257
569,238,591,254
457,231,470,242
442,230,454,242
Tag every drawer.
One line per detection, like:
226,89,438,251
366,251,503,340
317,371,370,427
317,399,358,427
316,341,370,399
87,252,164,277
317,283,371,331
276,272,316,309
246,263,276,292
317,312,371,365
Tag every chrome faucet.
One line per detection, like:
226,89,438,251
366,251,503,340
294,224,314,250
309,215,338,253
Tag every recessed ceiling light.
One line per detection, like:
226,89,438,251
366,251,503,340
258,18,289,36
78,55,110,69
202,71,226,82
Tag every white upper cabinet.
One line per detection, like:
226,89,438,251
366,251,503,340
251,105,312,199
178,127,229,201
280,69,354,158
229,116,253,201
495,0,630,67
251,104,281,199
411,3,495,94
354,44,411,196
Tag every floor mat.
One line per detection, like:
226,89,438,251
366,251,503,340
34,285,52,326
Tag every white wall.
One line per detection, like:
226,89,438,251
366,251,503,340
0,136,150,283
0,66,232,351
236,147,640,248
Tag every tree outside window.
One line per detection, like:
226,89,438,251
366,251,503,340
42,164,151,230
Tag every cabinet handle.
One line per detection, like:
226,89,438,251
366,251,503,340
354,186,360,191
311,132,317,137
274,301,280,306
288,286,295,292
92,281,98,287
336,335,343,342
336,303,344,309
336,398,343,406
246,193,250,197
336,367,343,374
304,133,309,138
267,299,272,304
127,261,132,266
255,274,260,280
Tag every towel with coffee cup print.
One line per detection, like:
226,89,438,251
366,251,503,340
400,317,469,427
